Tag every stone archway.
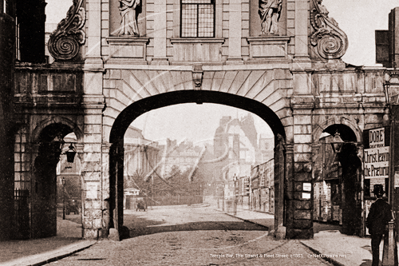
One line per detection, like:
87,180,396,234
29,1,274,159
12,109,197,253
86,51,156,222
108,90,288,238
312,123,362,236
30,122,83,238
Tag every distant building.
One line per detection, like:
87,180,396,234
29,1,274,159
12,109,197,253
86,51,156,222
124,127,162,187
213,114,274,184
376,7,399,67
250,159,274,213
160,139,205,177
258,134,274,163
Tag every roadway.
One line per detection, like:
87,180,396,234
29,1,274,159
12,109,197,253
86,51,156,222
45,204,332,266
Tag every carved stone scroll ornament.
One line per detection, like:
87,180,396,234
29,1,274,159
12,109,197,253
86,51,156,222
310,0,348,61
48,0,86,61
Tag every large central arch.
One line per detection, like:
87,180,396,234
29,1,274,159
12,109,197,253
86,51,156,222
110,90,286,142
108,90,287,237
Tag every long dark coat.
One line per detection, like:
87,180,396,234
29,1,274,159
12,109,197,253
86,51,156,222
366,199,392,235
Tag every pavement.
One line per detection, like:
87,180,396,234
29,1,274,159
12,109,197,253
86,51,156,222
0,204,392,266
0,216,96,266
220,204,386,266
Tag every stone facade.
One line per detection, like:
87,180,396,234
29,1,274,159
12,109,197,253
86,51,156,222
213,114,273,182
376,7,399,68
0,0,396,240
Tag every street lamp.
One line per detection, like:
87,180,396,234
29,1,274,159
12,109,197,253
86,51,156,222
330,131,344,154
216,183,219,209
65,143,77,163
62,177,66,220
222,183,225,212
200,184,202,203
233,175,237,215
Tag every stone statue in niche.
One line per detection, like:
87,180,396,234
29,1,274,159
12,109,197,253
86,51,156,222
259,0,283,35
117,0,141,36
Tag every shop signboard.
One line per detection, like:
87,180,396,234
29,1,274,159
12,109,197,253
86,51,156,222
363,127,391,235
363,127,390,179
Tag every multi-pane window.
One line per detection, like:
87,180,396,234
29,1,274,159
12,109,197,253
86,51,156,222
181,0,215,38
15,17,21,61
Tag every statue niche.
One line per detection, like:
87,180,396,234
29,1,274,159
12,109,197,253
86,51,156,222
117,0,141,36
259,0,283,35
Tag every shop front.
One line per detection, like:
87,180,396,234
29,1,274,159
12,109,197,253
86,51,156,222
251,159,274,214
313,161,342,224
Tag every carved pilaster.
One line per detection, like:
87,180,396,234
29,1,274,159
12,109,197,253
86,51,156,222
48,0,86,61
310,0,348,61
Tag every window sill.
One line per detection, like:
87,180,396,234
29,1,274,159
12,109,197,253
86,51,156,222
170,38,225,44
106,37,150,44
246,36,291,43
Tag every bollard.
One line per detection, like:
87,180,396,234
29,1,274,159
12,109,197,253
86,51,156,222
382,221,398,266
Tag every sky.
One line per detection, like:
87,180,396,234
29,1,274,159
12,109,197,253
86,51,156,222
45,0,399,144
131,103,274,145
324,0,398,66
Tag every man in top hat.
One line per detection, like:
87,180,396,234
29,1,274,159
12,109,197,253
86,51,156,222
366,185,392,266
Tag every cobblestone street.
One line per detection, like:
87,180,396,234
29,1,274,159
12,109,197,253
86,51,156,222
46,205,332,266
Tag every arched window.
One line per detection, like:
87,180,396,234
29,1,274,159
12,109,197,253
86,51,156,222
181,0,215,38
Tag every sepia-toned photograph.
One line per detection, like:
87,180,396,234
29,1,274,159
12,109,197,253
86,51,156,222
0,0,399,265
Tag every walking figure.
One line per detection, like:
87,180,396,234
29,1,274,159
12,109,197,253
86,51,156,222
366,185,392,266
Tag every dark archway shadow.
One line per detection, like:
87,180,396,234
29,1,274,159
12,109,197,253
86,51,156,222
121,215,268,240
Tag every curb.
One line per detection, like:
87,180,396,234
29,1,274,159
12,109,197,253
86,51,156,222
2,240,97,266
216,208,344,266
214,208,270,231
299,241,345,266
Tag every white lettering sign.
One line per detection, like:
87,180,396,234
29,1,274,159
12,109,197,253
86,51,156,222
364,146,390,178
369,128,385,148
303,183,312,192
86,182,99,199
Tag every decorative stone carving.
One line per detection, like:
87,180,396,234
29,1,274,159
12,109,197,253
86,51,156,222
310,0,348,61
259,0,283,35
117,0,141,36
48,0,86,61
192,65,203,89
